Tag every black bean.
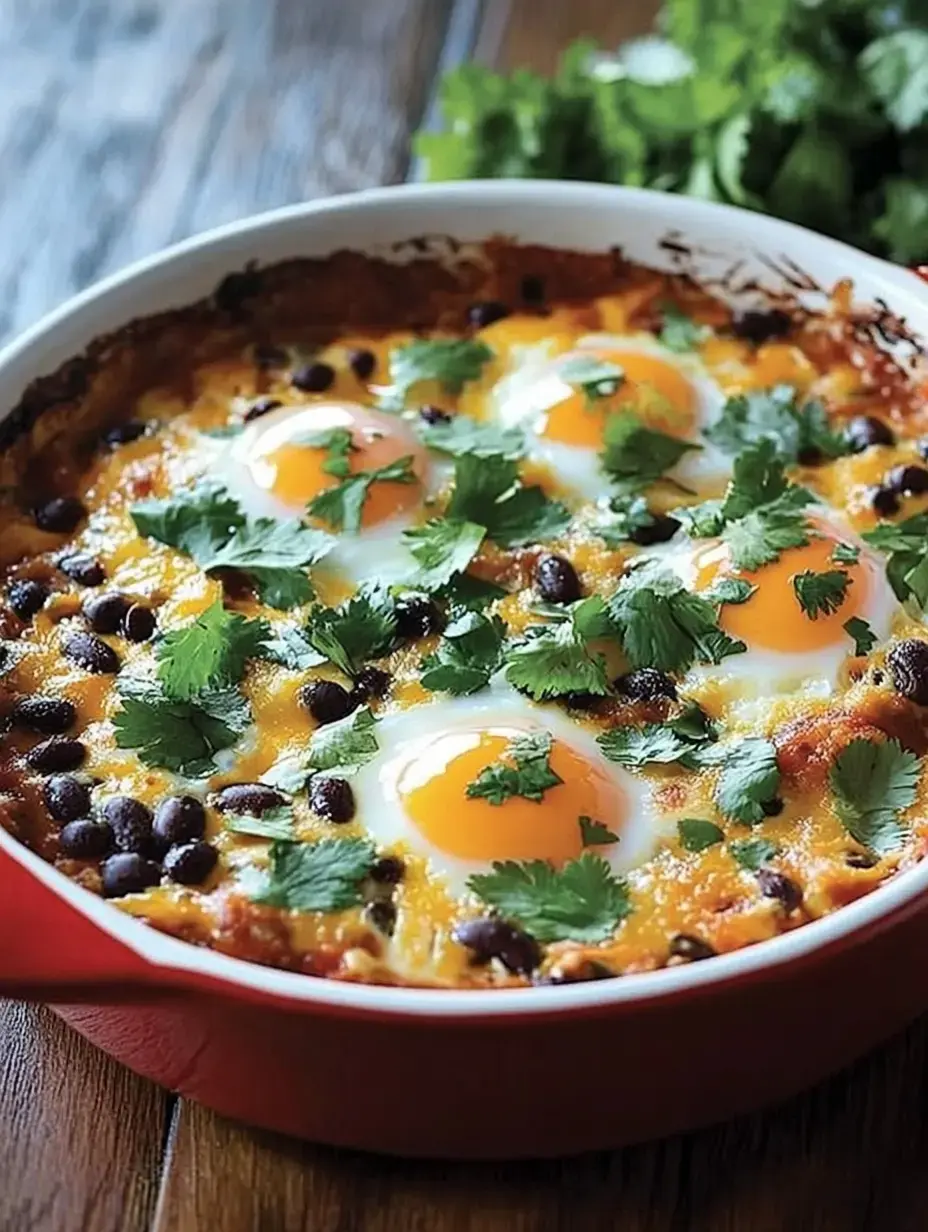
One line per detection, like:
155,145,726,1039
761,796,784,817
253,342,289,369
153,795,206,847
215,783,288,816
468,301,510,329
163,840,218,886
350,666,391,704
628,513,680,546
870,485,900,517
756,868,803,912
82,592,130,634
887,464,928,496
244,396,282,423
308,776,355,824
9,579,49,620
103,796,154,854
520,274,545,306
34,496,86,534
846,850,879,869
534,553,582,604
614,668,678,703
122,604,156,643
25,737,86,773
796,446,823,467
43,774,92,822
395,594,445,640
61,631,120,674
418,404,451,426
291,360,335,393
731,308,792,344
298,679,355,725
453,917,541,975
12,696,77,734
348,348,376,381
364,900,397,936
561,692,601,711
887,639,928,705
668,933,716,962
846,416,895,452
102,420,148,448
369,855,405,885
214,267,262,314
58,818,114,859
59,553,105,587
101,852,162,897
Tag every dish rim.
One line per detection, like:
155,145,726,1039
3,178,928,1021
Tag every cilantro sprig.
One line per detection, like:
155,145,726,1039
447,454,570,548
403,517,485,592
844,616,877,656
381,338,494,409
156,601,269,701
715,738,781,824
263,707,380,794
659,305,709,353
417,414,525,459
303,586,396,678
677,818,724,852
829,737,919,856
467,852,632,943
598,704,717,769
705,385,848,464
558,354,625,405
132,486,333,610
503,596,612,700
579,816,620,847
420,611,506,695
863,513,928,609
253,838,375,912
466,731,563,805
113,678,251,779
793,569,850,620
306,456,418,534
600,410,699,493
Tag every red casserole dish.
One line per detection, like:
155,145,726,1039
2,182,928,1158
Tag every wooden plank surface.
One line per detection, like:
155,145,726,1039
0,1003,168,1232
5,1,928,1230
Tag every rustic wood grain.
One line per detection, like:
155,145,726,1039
0,1003,168,1232
153,1019,928,1232
0,0,451,341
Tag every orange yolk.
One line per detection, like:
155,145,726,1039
694,533,874,653
541,348,698,448
245,403,428,528
396,727,625,864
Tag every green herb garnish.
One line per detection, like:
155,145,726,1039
829,737,919,856
466,731,563,806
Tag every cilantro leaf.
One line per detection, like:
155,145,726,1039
860,31,928,134
589,494,662,547
558,354,625,404
704,577,755,606
863,513,928,608
600,410,699,493
579,816,620,847
678,818,724,852
729,838,779,871
844,616,877,656
403,517,485,591
304,586,396,678
253,838,375,912
467,852,632,943
417,414,525,459
382,338,493,409
715,738,781,824
306,456,418,534
831,542,860,566
659,305,708,353
294,427,357,478
705,385,847,463
131,486,333,611
466,731,563,805
263,707,380,794
437,572,507,611
156,601,269,701
420,611,506,695
260,625,327,671
793,569,851,620
873,178,928,265
608,562,745,673
598,705,717,770
503,596,612,700
829,737,919,856
113,678,250,778
225,805,296,841
447,453,570,548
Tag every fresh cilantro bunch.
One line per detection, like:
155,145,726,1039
417,3,928,263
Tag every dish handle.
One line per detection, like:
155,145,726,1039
0,844,157,1001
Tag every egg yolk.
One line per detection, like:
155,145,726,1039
243,403,428,528
394,726,625,864
694,532,875,653
540,348,698,448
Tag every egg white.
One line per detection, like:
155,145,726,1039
488,332,730,498
354,691,662,897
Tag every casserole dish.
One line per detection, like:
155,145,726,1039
1,181,928,1157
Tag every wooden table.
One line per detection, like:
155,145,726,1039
3,3,928,1228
